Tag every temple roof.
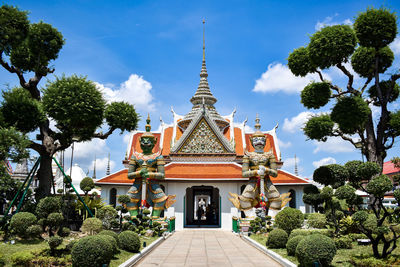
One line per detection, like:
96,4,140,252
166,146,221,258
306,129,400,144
383,160,400,175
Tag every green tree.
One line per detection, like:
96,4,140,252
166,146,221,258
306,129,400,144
80,177,95,196
288,7,400,167
0,6,138,199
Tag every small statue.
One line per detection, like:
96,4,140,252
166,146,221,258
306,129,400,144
229,116,290,217
126,115,175,218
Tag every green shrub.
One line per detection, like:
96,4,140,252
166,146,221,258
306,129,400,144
289,228,334,240
10,251,34,266
350,256,388,267
97,205,118,230
288,229,311,239
348,233,368,241
275,207,304,234
71,235,113,267
286,235,305,256
334,236,353,249
118,230,141,252
98,234,118,254
47,212,64,226
27,224,42,239
266,228,288,249
296,234,337,267
0,253,5,267
80,177,95,194
48,236,63,255
10,212,37,239
307,213,326,229
98,230,119,246
81,217,103,235
58,227,71,237
66,239,78,252
312,229,334,237
35,196,61,218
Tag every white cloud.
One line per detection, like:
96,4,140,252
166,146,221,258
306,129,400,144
282,157,303,175
91,157,116,172
233,122,254,133
277,138,292,148
312,157,337,168
65,139,107,159
390,36,400,55
253,63,326,94
282,111,314,133
123,133,131,144
313,137,356,153
315,14,352,31
96,74,155,111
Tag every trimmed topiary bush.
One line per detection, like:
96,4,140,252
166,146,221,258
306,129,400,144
81,217,103,235
97,205,118,230
98,234,119,254
289,228,334,240
48,236,63,256
98,230,119,247
286,235,305,256
118,230,141,252
296,234,337,267
275,207,304,234
334,236,353,249
71,235,114,267
10,212,37,239
27,224,42,239
266,228,288,249
307,213,326,229
289,229,311,240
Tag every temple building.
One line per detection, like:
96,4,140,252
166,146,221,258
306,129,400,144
95,34,313,230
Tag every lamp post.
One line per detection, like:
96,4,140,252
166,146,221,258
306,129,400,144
354,141,364,162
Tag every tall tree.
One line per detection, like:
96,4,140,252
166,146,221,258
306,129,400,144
288,7,400,167
0,5,138,199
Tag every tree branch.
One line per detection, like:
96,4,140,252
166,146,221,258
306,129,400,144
93,127,116,140
360,75,373,94
336,63,356,93
28,141,45,154
384,136,395,150
332,130,358,146
0,51,28,88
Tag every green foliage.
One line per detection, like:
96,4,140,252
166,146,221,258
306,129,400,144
352,210,369,223
1,87,45,133
389,110,400,136
118,230,141,252
308,25,357,69
71,235,114,267
394,189,400,204
10,212,37,239
9,251,34,267
286,235,305,256
118,194,130,204
366,175,392,197
96,205,118,230
354,8,397,48
335,184,356,201
98,230,119,247
48,236,63,255
80,177,95,194
42,75,106,141
320,186,333,200
47,212,63,227
0,127,30,162
287,47,316,77
105,102,138,132
275,207,304,234
295,234,337,267
26,224,42,239
334,236,353,249
344,160,363,185
356,162,382,181
302,185,324,210
368,80,400,106
313,164,348,188
289,229,334,240
10,22,64,74
36,196,62,218
0,6,29,54
339,216,359,235
81,217,103,235
0,253,4,267
307,213,326,229
303,114,334,141
97,234,119,255
331,96,371,134
266,228,288,249
348,233,368,241
301,82,331,109
349,256,389,267
352,46,394,78
58,227,70,237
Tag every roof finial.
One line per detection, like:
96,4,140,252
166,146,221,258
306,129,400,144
203,18,205,62
255,113,261,131
92,154,96,179
294,154,299,176
145,113,151,132
106,152,111,176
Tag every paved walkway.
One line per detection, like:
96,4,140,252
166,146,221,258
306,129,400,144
135,230,282,267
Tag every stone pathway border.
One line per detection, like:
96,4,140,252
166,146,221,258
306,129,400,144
240,235,296,267
120,233,173,267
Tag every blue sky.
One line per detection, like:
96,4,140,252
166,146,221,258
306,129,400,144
1,0,400,179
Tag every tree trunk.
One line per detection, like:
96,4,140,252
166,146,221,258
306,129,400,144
372,240,381,258
35,153,54,200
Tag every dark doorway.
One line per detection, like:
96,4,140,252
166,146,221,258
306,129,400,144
289,189,296,208
110,188,117,207
185,186,220,228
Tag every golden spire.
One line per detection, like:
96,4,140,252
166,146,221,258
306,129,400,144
142,113,154,138
203,19,205,62
252,114,264,138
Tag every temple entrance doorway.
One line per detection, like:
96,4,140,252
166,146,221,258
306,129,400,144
184,186,220,228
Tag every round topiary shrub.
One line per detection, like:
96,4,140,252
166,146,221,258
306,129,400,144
334,236,353,249
275,207,304,234
27,224,42,239
98,230,119,247
48,236,63,255
81,217,103,235
307,213,327,229
10,212,37,239
118,230,141,252
286,235,305,256
71,235,113,267
289,229,311,240
296,234,337,267
266,228,288,249
97,234,118,254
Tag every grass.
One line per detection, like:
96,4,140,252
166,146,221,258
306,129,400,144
0,235,161,267
250,233,400,267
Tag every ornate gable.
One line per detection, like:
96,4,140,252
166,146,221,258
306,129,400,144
179,118,226,153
